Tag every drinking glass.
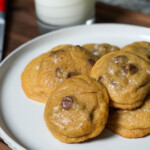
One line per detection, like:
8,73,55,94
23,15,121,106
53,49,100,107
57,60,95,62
34,0,95,33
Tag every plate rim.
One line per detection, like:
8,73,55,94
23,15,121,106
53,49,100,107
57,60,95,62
0,23,150,150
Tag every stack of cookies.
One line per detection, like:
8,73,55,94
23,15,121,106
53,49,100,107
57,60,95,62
21,41,150,143
102,42,150,138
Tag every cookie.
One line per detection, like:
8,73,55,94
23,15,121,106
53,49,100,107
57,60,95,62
83,43,120,58
44,75,109,143
21,45,73,103
38,45,97,100
107,96,150,138
90,51,150,109
21,53,49,103
21,45,97,103
121,41,150,63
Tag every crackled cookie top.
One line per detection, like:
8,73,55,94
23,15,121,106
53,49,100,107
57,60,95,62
121,41,150,63
90,51,150,109
44,75,109,143
107,96,150,138
83,43,120,58
38,45,98,97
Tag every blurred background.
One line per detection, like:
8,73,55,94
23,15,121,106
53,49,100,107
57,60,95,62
2,1,150,55
3,0,150,62
98,0,150,14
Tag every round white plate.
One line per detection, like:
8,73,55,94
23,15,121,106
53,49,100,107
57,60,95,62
0,24,150,150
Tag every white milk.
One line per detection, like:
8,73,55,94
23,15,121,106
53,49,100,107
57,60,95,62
35,0,95,26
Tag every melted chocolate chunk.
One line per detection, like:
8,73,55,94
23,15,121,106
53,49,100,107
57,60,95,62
49,49,65,56
61,96,73,110
147,56,150,59
88,58,96,66
98,76,102,83
76,45,81,48
66,72,78,79
123,64,137,74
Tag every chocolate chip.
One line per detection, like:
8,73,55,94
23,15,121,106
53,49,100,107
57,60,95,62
88,58,96,66
123,64,137,74
61,96,73,110
66,72,78,79
147,56,150,59
49,49,65,56
98,76,102,83
76,45,81,48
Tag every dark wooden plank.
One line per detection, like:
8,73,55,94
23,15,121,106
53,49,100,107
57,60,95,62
0,142,11,150
3,0,39,58
0,138,11,150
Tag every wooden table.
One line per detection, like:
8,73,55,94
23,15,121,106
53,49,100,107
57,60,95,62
1,0,150,149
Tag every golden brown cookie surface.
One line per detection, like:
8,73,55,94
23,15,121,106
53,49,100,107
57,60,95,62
121,41,150,63
44,75,109,143
90,51,150,109
21,53,49,103
22,45,97,103
38,45,97,99
107,96,150,138
83,43,120,58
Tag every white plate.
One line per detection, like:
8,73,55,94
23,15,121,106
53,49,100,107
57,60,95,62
1,24,150,150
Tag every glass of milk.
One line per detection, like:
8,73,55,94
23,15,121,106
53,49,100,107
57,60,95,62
34,0,95,33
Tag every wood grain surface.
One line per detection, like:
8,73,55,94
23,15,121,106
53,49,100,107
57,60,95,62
1,0,150,149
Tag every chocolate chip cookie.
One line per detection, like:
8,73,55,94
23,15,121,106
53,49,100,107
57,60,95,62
107,96,150,138
121,41,150,63
44,75,109,143
21,45,73,103
83,43,120,58
22,45,97,103
90,51,150,109
38,45,97,101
